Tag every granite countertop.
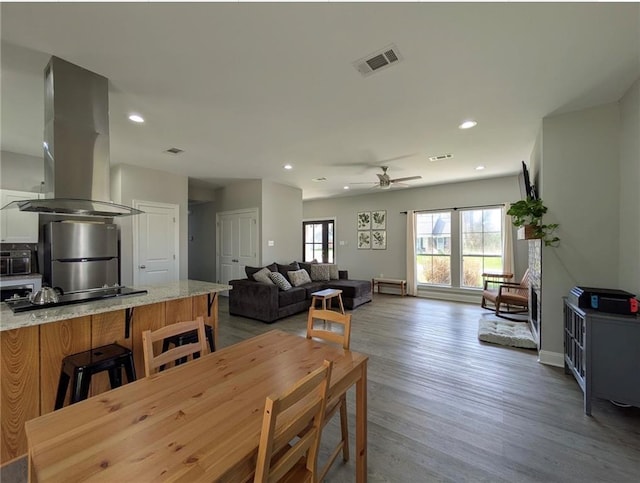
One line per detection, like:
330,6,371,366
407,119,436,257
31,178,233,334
0,280,231,332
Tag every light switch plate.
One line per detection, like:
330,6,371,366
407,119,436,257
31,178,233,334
268,240,275,246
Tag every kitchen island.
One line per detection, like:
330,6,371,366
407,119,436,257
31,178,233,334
0,280,231,464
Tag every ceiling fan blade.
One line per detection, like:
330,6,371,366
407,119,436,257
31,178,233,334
390,175,422,183
350,181,378,185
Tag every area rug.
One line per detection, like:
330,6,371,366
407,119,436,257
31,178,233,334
478,316,537,349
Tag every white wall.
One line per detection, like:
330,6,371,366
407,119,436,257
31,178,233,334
539,103,620,356
262,181,303,264
304,175,525,285
0,151,43,192
111,163,189,286
618,79,640,295
215,180,262,213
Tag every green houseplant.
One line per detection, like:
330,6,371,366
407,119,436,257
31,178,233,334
507,198,560,247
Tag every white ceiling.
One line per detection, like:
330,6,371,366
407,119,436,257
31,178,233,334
1,3,638,200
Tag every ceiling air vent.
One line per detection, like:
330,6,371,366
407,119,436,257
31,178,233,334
353,44,403,77
312,177,328,182
165,147,184,155
428,154,453,162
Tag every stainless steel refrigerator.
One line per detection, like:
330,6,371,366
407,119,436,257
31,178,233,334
44,222,119,293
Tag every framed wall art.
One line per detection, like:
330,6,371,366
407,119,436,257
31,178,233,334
372,230,387,250
357,211,371,230
372,210,386,229
357,231,371,249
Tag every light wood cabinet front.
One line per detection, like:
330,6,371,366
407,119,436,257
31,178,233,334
1,326,40,462
193,293,218,349
91,310,131,397
40,316,92,415
130,302,166,377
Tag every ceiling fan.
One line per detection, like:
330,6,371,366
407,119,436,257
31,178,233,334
351,166,422,190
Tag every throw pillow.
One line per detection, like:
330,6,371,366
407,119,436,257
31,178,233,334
288,269,311,287
276,262,300,282
253,267,274,285
245,263,277,281
298,261,313,275
268,271,292,291
325,263,339,280
310,264,331,282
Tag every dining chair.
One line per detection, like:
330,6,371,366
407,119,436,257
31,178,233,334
254,360,333,483
481,268,530,320
141,316,208,377
306,308,352,481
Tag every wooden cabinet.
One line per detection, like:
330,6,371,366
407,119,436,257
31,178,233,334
130,302,166,377
40,317,92,415
1,326,40,462
0,189,41,243
193,293,218,349
564,299,640,415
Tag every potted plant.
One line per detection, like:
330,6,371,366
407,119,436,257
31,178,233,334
507,198,560,247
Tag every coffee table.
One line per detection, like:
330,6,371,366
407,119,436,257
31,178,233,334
310,288,345,314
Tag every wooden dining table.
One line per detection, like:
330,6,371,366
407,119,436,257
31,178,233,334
25,329,369,482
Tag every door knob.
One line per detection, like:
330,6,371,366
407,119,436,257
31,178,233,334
139,265,146,269
232,259,239,263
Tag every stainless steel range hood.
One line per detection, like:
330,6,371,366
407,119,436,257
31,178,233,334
2,56,141,217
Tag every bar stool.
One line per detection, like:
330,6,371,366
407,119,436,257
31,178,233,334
54,344,136,410
161,324,215,367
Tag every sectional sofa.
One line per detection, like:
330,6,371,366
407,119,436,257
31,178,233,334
229,261,372,323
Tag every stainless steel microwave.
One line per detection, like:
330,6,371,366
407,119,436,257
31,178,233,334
0,250,32,276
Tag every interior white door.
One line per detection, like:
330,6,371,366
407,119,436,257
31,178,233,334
217,209,258,288
133,200,179,286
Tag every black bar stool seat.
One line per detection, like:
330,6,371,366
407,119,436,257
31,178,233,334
161,324,215,367
54,343,136,410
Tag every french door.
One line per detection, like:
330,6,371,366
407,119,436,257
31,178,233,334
302,220,334,263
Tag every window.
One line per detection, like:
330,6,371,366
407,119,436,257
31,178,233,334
303,220,334,263
460,208,503,288
414,206,503,289
416,212,451,285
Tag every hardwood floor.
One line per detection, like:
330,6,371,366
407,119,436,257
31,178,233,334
4,295,638,482
218,294,640,483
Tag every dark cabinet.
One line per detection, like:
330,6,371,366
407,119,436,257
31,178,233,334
564,299,640,415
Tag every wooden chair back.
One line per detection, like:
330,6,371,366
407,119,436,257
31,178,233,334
306,308,352,350
142,316,208,377
254,360,333,483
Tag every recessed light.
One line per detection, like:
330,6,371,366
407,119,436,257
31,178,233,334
284,164,293,170
475,165,485,171
459,120,477,129
128,114,144,123
343,186,350,190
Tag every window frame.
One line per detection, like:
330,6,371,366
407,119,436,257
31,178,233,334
414,205,504,290
459,206,504,289
302,219,335,263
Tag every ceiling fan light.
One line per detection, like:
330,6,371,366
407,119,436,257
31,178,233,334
459,120,477,129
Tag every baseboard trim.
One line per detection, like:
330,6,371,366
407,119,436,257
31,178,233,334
538,350,564,367
417,289,481,305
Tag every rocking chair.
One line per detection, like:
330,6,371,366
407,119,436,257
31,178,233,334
481,269,530,320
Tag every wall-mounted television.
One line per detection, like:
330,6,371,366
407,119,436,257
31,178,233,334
518,160,537,200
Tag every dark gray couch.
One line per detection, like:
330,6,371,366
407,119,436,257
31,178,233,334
229,263,372,323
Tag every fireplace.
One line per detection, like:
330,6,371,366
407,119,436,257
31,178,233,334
528,239,542,349
529,284,541,348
